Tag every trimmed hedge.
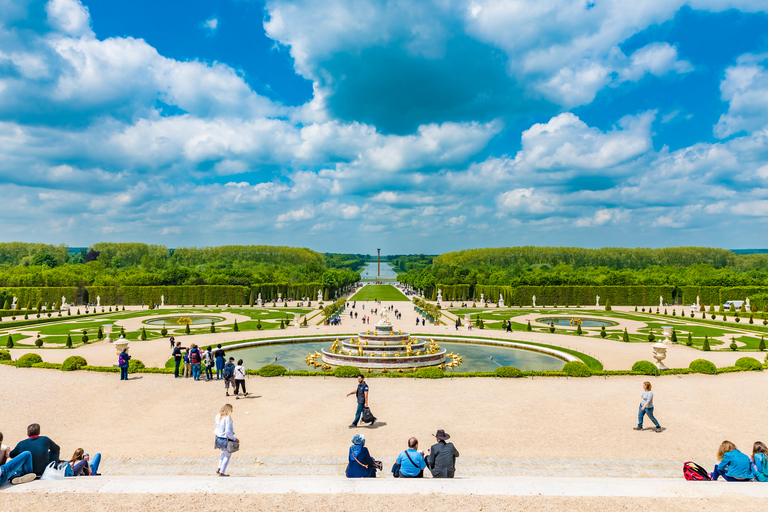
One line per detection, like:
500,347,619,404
32,362,62,370
631,360,658,375
256,364,287,377
61,356,88,371
495,366,523,378
128,359,145,373
17,353,43,368
470,285,675,306
563,361,591,377
414,367,445,379
735,357,762,371
332,365,361,378
689,359,716,375
0,349,10,361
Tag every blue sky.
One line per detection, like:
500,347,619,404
1,0,767,254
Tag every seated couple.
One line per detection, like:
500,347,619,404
711,441,768,482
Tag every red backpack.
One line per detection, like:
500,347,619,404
683,461,711,481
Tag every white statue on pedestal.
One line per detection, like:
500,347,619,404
659,296,663,308
257,293,263,306
318,290,323,302
696,296,700,308
278,293,282,302
480,293,484,303
437,289,443,304
499,293,504,307
746,297,751,312
11,296,17,309
596,295,600,306
61,296,66,307
532,295,536,308
97,296,101,307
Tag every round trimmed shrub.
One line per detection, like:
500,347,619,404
17,353,43,368
631,360,658,375
563,361,591,377
61,355,87,372
689,359,716,375
256,364,287,377
495,366,522,378
128,359,145,373
332,365,361,378
735,357,762,371
414,367,444,379
0,349,11,361
34,338,43,348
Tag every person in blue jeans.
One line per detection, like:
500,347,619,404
118,348,131,380
711,441,754,481
633,381,661,432
347,374,369,428
0,451,35,485
59,448,102,476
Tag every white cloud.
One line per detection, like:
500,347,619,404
276,207,314,222
574,208,628,227
620,43,693,82
46,0,93,38
714,55,768,138
496,188,556,215
202,17,218,33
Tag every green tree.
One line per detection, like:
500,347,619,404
703,336,710,351
549,322,555,333
141,328,147,340
686,332,693,346
600,326,607,338
81,330,89,344
759,337,766,351
2,299,9,310
647,330,655,342
233,319,239,332
526,320,532,332
210,321,215,333
66,334,72,348
605,299,611,311
185,323,191,335
6,334,13,348
257,319,263,330
730,338,738,351
671,329,678,343
97,325,103,340
623,328,629,343
576,324,582,336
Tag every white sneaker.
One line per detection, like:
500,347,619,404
11,473,36,485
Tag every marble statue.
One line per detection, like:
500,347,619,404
61,296,66,307
437,289,443,304
659,296,663,308
278,293,282,302
532,295,536,308
97,296,101,307
746,297,751,311
257,293,263,306
11,296,17,309
480,293,484,303
499,294,504,307
161,295,165,306
318,290,323,302
596,295,600,306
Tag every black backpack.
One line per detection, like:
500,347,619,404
223,363,235,380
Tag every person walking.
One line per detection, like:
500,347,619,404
347,374,369,428
214,344,226,380
118,348,131,381
634,381,662,432
223,357,236,396
213,404,238,477
426,430,459,478
169,336,175,350
234,359,248,399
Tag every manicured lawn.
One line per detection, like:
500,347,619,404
350,285,409,302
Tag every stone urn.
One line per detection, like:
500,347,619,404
114,335,130,356
103,324,114,343
662,326,673,343
652,341,668,370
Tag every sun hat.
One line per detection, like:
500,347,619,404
434,430,450,441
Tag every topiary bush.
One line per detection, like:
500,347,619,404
17,353,43,368
495,366,522,378
128,359,145,373
600,326,606,338
689,359,716,375
34,338,43,348
0,349,11,361
66,334,72,348
6,334,14,349
256,364,287,377
735,357,762,371
61,355,88,371
631,360,658,375
161,327,168,337
563,361,591,377
333,365,361,378
414,367,444,379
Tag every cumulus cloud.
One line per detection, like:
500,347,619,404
714,54,768,138
202,16,218,34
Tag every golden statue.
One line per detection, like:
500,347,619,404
358,345,363,356
406,345,413,356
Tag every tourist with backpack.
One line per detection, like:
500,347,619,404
223,357,236,396
189,344,202,381
752,442,768,482
203,346,214,381
711,440,754,481
118,349,131,381
234,359,248,399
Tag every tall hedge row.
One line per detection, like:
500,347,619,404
0,287,79,306
466,285,676,306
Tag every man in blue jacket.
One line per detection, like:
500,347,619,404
10,423,60,476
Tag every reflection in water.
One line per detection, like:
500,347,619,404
360,262,398,280
231,341,566,373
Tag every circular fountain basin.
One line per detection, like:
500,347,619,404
537,317,617,327
144,315,225,326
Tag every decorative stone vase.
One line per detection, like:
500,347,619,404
114,335,129,355
103,324,114,344
652,341,668,370
662,326,673,343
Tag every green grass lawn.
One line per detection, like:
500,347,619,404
350,285,409,302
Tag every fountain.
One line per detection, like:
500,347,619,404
310,310,460,372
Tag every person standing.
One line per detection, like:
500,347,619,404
214,344,226,380
183,348,192,378
213,404,238,477
634,381,662,432
347,374,369,428
234,359,248,399
223,357,236,396
426,430,459,478
190,344,202,381
169,335,175,350
10,423,60,476
118,348,131,381
172,342,185,378
203,346,214,381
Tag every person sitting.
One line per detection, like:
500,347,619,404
752,442,768,482
0,432,35,485
396,437,427,478
10,423,60,477
427,429,459,478
711,440,754,481
60,448,101,476
345,434,376,478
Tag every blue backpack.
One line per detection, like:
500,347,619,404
223,363,235,380
755,453,768,482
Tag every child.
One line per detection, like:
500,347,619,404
753,442,768,482
711,441,754,481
